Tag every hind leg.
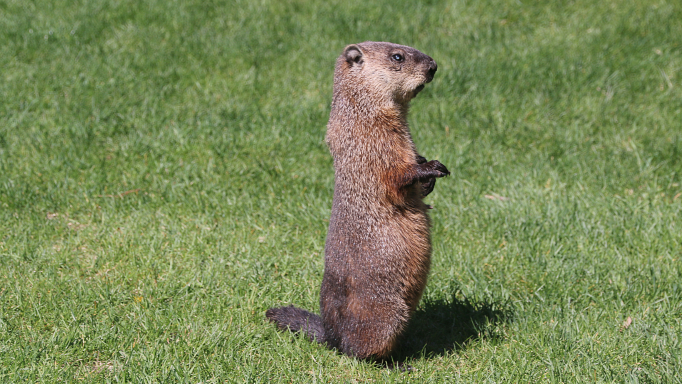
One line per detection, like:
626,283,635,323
337,298,410,360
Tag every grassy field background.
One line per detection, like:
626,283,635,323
1,0,681,382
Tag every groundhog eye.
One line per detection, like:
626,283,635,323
391,53,404,62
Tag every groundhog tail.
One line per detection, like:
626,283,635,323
266,305,326,344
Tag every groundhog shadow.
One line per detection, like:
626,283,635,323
396,292,513,360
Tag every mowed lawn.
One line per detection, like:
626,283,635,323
1,0,681,382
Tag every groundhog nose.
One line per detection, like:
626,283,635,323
426,60,437,83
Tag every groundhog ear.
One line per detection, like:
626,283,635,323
344,45,363,66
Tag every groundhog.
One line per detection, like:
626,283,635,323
266,41,449,365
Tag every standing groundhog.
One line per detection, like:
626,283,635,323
266,42,449,364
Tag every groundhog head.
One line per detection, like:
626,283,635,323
337,41,437,105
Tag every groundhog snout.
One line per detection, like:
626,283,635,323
425,59,437,83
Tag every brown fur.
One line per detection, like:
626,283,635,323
266,42,449,361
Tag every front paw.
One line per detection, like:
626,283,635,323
422,177,436,197
424,160,450,178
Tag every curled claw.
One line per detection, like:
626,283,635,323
413,157,449,196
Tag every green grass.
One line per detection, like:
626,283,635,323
1,0,681,381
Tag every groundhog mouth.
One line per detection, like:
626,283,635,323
414,73,434,95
